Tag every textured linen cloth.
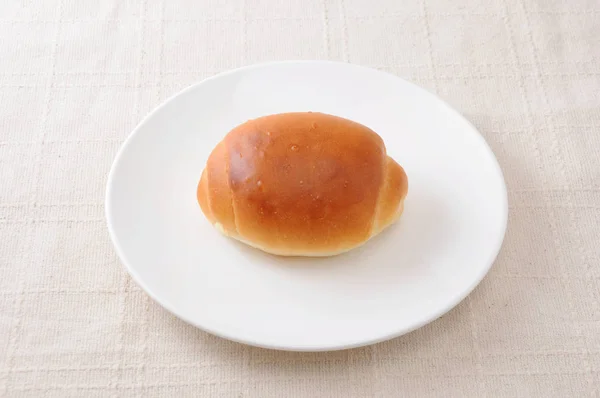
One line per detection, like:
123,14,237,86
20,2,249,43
1,0,599,396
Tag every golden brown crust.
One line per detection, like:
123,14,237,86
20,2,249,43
197,169,212,223
197,112,408,256
373,157,409,234
204,142,236,233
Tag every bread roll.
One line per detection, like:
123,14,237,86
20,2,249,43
197,112,408,256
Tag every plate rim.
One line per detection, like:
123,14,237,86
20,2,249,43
105,60,509,351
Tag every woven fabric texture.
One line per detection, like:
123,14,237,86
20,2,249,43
1,0,599,396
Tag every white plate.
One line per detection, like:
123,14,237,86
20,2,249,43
106,61,507,351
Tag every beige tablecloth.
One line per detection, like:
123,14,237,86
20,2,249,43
1,0,599,396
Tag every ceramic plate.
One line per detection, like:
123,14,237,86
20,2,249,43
106,61,507,351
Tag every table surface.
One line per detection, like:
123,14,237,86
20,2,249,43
1,0,599,397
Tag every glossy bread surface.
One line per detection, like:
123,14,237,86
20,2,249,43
198,112,406,255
